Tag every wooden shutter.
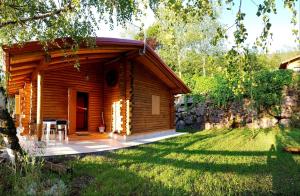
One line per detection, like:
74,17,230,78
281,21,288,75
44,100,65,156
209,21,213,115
152,95,160,115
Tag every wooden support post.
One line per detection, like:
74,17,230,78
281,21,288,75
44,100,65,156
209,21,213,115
36,72,43,141
169,92,175,129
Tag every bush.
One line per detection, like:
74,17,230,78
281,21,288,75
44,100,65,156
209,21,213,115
250,69,294,115
0,154,68,195
188,75,234,107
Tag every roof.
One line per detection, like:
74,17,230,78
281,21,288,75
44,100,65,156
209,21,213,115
279,55,300,69
2,37,190,95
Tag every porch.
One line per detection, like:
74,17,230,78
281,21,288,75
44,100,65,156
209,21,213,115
18,129,186,156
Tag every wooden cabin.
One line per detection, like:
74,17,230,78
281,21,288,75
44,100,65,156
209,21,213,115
279,55,300,72
2,38,190,140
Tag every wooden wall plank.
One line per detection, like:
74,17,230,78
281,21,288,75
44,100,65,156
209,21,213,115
31,63,103,133
131,63,171,133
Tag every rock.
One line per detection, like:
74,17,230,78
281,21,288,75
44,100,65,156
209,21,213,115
185,116,194,125
196,117,203,123
205,123,212,130
177,106,185,113
190,107,196,115
176,120,185,130
279,119,291,127
182,112,188,119
0,149,9,163
257,117,277,128
195,106,205,116
175,95,185,105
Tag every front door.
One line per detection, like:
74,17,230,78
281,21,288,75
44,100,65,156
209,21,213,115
76,92,88,131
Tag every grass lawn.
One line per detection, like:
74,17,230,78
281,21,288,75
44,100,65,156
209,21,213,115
69,127,300,195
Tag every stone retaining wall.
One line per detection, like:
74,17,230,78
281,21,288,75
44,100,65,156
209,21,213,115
175,87,300,130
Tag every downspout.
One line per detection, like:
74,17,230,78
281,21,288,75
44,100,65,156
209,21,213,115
139,24,147,56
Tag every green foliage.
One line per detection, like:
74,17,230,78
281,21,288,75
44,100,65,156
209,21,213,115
250,69,294,115
0,0,143,45
209,76,235,107
190,75,234,107
0,154,68,195
290,114,300,128
134,5,225,78
186,49,297,115
1,0,299,51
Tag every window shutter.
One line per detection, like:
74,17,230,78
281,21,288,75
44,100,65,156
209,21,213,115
152,95,160,115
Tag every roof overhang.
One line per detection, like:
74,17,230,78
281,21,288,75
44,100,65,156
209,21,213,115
279,54,300,69
2,37,190,95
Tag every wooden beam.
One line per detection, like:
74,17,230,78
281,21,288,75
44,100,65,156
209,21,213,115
31,57,49,80
10,53,42,65
8,77,30,83
10,63,38,72
10,69,34,77
9,75,28,80
45,59,107,71
9,47,134,65
9,81,26,87
36,71,44,141
48,53,120,65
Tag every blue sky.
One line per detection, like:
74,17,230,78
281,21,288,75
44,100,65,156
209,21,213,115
220,0,299,52
97,1,299,53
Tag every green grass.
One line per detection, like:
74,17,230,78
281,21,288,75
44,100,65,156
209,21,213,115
69,127,300,195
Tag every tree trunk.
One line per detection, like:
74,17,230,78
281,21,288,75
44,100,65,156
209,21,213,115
0,109,23,154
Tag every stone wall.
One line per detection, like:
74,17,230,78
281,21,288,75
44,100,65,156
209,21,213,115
175,87,300,130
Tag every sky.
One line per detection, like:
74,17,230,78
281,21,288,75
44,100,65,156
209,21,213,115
96,0,299,53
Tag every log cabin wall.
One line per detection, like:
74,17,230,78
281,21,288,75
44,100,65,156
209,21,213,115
30,63,103,132
119,60,133,135
103,63,121,132
15,83,31,134
31,79,37,122
125,61,133,135
131,63,171,133
21,82,32,134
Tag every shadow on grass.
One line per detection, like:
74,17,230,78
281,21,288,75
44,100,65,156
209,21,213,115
267,133,300,195
72,159,188,195
75,128,300,195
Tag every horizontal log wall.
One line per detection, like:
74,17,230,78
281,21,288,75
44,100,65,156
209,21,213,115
22,82,31,134
31,63,103,132
103,63,120,132
131,63,171,133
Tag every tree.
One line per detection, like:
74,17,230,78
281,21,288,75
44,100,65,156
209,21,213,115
135,6,225,80
0,0,299,49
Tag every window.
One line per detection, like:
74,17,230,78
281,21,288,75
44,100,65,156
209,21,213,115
152,95,160,115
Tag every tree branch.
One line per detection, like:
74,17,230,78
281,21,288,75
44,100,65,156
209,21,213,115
0,2,74,29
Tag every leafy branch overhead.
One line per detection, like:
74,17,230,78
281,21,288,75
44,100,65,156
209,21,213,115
0,0,299,49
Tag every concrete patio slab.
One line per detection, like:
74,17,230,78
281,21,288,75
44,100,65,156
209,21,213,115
19,129,186,156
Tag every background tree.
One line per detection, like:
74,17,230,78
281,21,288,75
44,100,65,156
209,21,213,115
135,6,225,82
